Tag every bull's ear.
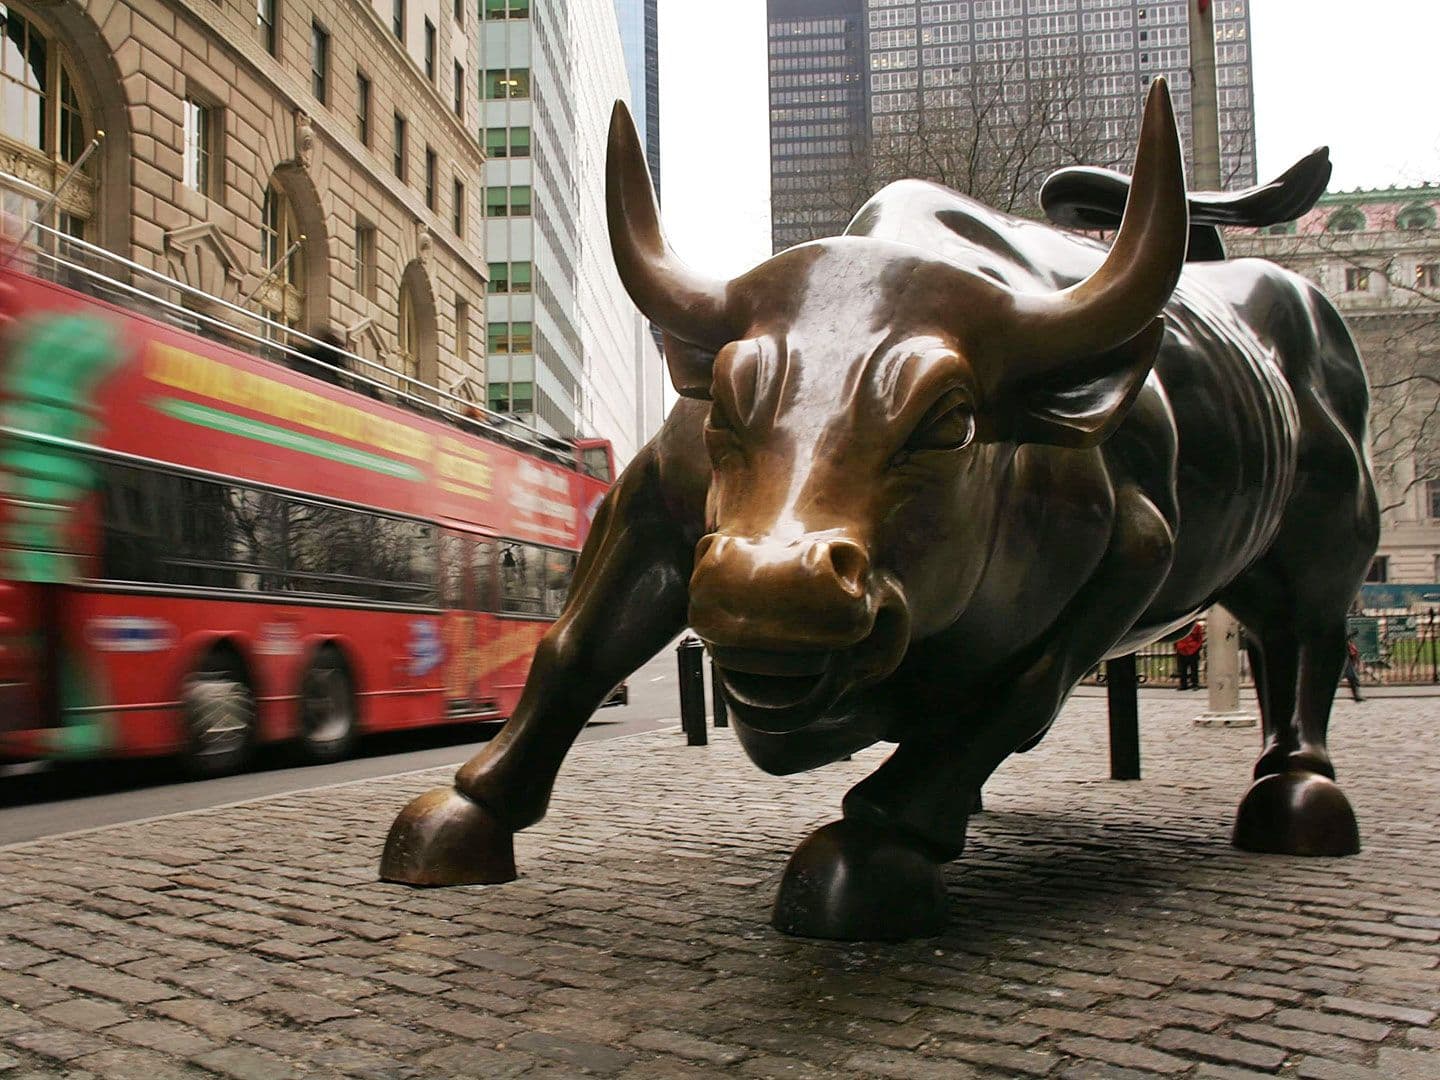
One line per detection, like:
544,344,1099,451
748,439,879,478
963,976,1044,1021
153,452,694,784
1005,318,1165,449
663,332,716,400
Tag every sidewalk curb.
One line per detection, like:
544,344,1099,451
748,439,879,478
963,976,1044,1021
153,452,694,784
0,720,684,854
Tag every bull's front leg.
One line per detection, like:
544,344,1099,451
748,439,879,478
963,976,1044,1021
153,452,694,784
772,485,1174,940
381,448,693,886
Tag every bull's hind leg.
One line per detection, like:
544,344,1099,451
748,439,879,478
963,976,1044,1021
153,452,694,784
381,448,693,885
1221,516,1373,853
1224,594,1360,856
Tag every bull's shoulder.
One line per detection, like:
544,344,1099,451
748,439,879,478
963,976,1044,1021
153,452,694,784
847,180,1107,289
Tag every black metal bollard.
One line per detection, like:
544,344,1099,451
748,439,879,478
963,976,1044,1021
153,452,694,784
677,636,707,746
1106,653,1141,780
710,657,728,727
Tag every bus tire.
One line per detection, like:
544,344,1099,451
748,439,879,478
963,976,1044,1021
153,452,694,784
299,648,356,764
182,671,255,778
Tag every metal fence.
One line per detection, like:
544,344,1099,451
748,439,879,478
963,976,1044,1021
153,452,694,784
1084,611,1440,688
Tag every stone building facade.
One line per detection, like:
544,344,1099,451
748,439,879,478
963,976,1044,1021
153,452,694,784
0,0,486,393
1228,186,1440,584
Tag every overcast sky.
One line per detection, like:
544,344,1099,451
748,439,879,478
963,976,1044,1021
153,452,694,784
655,0,1440,281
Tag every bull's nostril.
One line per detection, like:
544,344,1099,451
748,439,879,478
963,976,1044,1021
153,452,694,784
824,539,870,595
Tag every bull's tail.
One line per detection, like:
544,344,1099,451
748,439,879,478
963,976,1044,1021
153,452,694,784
1039,147,1332,262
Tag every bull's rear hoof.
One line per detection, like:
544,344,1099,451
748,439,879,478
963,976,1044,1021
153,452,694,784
380,787,517,886
1232,771,1359,857
772,819,948,941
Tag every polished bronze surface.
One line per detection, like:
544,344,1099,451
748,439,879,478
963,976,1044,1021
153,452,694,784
381,79,1378,940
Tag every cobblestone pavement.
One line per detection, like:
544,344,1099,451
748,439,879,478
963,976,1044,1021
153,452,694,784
0,694,1436,1079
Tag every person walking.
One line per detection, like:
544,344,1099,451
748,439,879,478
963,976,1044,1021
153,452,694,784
1342,631,1363,702
1175,620,1205,690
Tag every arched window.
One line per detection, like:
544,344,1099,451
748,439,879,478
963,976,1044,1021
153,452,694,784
0,4,93,238
259,184,306,333
1326,208,1366,233
397,282,420,383
1396,203,1436,231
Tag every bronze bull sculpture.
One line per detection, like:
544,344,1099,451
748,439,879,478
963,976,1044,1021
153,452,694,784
382,80,1378,940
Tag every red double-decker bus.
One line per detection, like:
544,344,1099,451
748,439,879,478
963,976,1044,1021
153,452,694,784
0,230,616,776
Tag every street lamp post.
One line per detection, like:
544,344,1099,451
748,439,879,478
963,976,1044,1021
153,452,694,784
1188,0,1256,728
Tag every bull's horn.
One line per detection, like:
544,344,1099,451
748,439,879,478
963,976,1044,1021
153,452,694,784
607,102,739,355
1008,79,1188,371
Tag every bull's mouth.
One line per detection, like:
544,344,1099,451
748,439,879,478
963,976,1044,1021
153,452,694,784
710,647,835,730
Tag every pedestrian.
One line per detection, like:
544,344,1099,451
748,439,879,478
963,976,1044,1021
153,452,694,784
1175,620,1205,690
1342,630,1363,702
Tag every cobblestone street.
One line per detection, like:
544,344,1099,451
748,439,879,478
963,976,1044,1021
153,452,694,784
0,693,1436,1079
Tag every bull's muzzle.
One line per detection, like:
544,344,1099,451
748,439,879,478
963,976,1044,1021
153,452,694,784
689,533,909,732
690,533,875,650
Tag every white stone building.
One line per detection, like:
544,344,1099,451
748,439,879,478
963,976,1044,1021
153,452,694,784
478,0,663,464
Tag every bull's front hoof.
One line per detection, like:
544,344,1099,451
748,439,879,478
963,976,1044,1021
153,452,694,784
1232,771,1359,857
772,819,948,941
380,787,517,886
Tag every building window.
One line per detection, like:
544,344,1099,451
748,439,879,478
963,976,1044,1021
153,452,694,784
483,68,530,99
487,321,509,355
311,22,329,103
454,0,464,25
181,98,218,196
424,147,437,210
1365,556,1388,584
1417,263,1440,290
1327,208,1365,233
484,186,531,218
392,0,405,42
260,184,305,331
424,19,436,81
486,261,531,294
354,221,376,300
487,322,533,354
393,112,407,180
257,0,278,56
0,10,94,238
455,297,470,365
454,62,465,118
452,178,465,237
1344,267,1370,293
1397,204,1436,231
483,126,530,158
1427,480,1440,520
485,0,530,17
356,71,371,145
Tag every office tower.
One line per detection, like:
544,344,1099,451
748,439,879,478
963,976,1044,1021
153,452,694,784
768,0,1258,250
480,0,663,461
767,0,870,250
613,0,662,199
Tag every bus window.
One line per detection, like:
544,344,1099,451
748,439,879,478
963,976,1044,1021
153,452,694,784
440,533,466,609
471,539,496,611
499,542,544,614
99,461,436,606
544,551,576,616
581,446,611,483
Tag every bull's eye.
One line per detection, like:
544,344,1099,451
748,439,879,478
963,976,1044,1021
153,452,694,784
904,392,976,455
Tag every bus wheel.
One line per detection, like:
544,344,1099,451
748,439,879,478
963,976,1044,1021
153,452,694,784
182,671,254,778
299,649,356,764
